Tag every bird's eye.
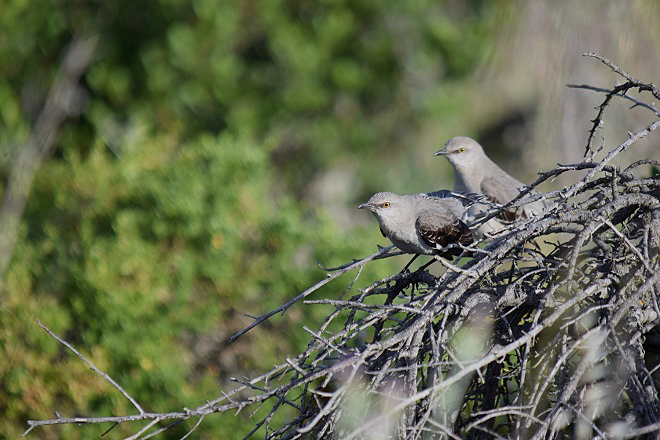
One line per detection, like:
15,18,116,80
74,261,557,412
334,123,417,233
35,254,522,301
458,147,466,153
382,202,391,208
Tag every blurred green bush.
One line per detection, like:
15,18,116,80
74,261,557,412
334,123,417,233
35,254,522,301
0,0,501,436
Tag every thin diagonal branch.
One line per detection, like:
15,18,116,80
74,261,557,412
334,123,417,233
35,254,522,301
229,246,397,342
567,83,660,117
37,320,145,414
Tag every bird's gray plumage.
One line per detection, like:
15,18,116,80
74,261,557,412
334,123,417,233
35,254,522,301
358,192,472,258
435,136,547,235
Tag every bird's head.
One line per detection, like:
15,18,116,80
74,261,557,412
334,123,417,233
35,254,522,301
434,136,484,169
358,192,401,223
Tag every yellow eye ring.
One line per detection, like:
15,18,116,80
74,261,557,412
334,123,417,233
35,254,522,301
458,147,466,153
383,202,391,208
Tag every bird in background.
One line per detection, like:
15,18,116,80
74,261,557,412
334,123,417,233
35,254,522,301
358,191,473,266
435,136,548,237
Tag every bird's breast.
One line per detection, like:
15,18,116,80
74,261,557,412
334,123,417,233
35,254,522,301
381,223,434,255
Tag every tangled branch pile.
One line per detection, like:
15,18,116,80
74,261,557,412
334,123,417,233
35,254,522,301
234,142,659,439
27,57,659,439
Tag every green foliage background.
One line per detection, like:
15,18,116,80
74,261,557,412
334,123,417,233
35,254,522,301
0,0,511,437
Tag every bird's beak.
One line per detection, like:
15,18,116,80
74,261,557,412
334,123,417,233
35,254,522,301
358,202,370,210
434,149,448,156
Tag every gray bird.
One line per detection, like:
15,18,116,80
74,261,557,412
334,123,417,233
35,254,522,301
435,136,547,235
358,192,473,259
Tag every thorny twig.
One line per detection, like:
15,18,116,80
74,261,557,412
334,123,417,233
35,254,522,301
567,84,660,117
582,52,660,157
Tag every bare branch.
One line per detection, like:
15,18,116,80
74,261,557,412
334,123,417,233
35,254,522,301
37,320,145,414
567,83,660,117
228,245,397,342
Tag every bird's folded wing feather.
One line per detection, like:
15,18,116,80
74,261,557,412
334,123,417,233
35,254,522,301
425,190,488,207
480,176,523,222
416,210,472,253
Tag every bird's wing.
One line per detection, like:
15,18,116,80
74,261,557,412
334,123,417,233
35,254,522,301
480,176,523,222
424,190,488,207
416,210,472,257
424,189,453,199
379,226,387,238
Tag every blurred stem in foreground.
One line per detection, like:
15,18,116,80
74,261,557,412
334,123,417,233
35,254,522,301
0,36,96,286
